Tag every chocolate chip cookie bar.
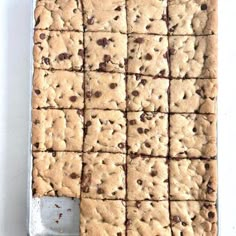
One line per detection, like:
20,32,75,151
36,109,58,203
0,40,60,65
32,0,218,234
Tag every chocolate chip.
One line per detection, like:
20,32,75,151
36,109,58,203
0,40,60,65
39,33,46,40
86,91,92,98
145,53,152,60
145,142,151,148
126,219,132,226
98,62,106,71
114,16,119,20
159,69,166,76
132,90,139,96
82,186,89,193
44,57,50,65
94,91,102,98
35,16,40,26
134,37,144,44
141,79,147,85
129,119,136,125
115,6,121,11
196,89,202,96
135,201,141,208
117,233,122,236
78,49,84,57
34,119,40,125
207,186,214,194
118,143,125,149
137,179,143,185
109,83,117,89
69,96,77,102
172,215,181,223
137,127,143,134
34,142,39,148
201,4,208,10
87,16,94,25
58,53,71,61
97,188,104,194
169,24,178,32
35,89,41,95
86,121,92,127
162,14,167,21
150,170,157,176
146,24,151,30
70,172,79,179
96,38,109,47
192,127,197,132
205,163,210,170
208,211,215,219
169,48,176,55
182,222,187,226
52,152,56,157
104,54,111,62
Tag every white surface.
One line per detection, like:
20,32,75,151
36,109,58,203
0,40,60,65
0,0,235,235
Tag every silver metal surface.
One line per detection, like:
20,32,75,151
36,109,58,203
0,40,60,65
27,1,80,235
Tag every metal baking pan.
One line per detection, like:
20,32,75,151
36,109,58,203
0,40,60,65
27,1,80,235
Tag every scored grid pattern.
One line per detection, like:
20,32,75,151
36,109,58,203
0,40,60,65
32,0,218,235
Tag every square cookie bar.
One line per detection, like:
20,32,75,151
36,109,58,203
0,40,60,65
168,0,217,35
127,75,169,112
84,110,126,153
33,152,82,197
80,199,126,236
127,112,168,156
85,32,127,73
85,72,126,110
127,0,167,34
169,35,217,78
32,69,84,109
83,0,127,33
170,159,217,201
170,201,217,236
32,109,83,151
127,201,171,236
170,79,217,113
81,152,126,199
34,30,83,70
34,0,83,31
128,35,169,77
170,114,216,158
127,155,168,200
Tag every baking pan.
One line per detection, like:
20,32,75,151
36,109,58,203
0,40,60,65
27,1,80,235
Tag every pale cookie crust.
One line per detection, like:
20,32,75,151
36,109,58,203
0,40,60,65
34,30,83,70
85,32,127,73
85,72,126,110
81,152,126,199
169,35,217,78
128,35,169,77
33,152,82,197
127,112,168,156
170,159,217,201
170,114,216,158
127,155,168,200
170,79,217,113
83,0,127,33
127,75,169,112
32,109,83,151
127,0,167,34
127,201,171,236
32,69,84,109
80,199,126,236
34,0,83,31
168,0,217,35
84,110,126,153
170,201,217,236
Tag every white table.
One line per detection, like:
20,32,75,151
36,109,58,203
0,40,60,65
0,0,235,235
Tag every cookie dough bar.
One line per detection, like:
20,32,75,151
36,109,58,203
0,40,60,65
84,110,126,153
127,201,171,236
170,114,216,158
80,199,126,236
127,0,167,34
127,112,168,156
85,72,126,110
34,0,83,31
32,109,83,151
34,30,83,70
83,0,127,33
127,155,168,200
170,159,217,201
84,32,127,73
168,0,217,35
32,69,84,109
32,152,82,198
128,34,169,77
170,201,217,236
169,35,217,78
127,75,169,112
81,152,126,199
170,79,217,113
